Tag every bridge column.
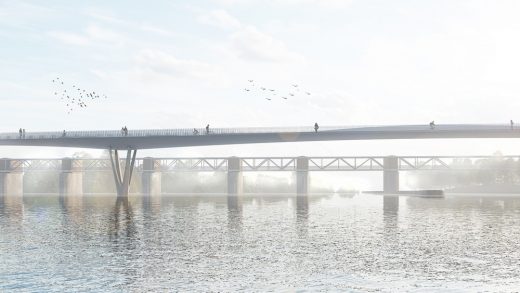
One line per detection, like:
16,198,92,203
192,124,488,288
296,156,309,196
109,149,137,197
59,158,83,196
227,157,243,195
142,157,161,196
383,156,399,194
0,159,24,197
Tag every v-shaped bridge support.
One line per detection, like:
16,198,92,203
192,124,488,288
109,148,137,197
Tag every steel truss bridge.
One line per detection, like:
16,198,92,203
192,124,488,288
5,156,520,173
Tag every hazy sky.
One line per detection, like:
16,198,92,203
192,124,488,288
2,0,520,157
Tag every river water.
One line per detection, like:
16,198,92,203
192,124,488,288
1,193,520,292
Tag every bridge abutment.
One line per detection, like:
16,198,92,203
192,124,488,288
142,157,161,196
383,156,399,194
296,156,309,196
59,158,83,196
0,159,24,197
227,157,243,195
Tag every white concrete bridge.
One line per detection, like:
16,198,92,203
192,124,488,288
1,124,518,196
1,124,519,149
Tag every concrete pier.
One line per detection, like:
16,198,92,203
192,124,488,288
0,159,24,197
142,157,161,196
383,156,399,194
227,157,243,195
59,158,83,196
296,156,309,195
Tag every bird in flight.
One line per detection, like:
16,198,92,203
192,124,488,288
52,77,108,114
265,98,272,101
282,97,288,100
306,92,311,95
289,93,295,96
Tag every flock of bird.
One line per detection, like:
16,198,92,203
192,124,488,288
244,80,311,101
52,77,308,114
52,77,108,114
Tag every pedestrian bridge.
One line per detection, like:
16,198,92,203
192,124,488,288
1,124,518,196
1,124,519,149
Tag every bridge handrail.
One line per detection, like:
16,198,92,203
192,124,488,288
1,124,515,140
0,125,366,140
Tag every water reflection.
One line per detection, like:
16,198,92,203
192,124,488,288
227,195,242,233
109,196,136,245
1,195,24,223
4,194,520,291
142,194,161,216
296,195,309,238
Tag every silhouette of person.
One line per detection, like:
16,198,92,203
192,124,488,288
193,128,199,135
19,128,22,139
429,121,435,130
124,126,128,136
62,130,66,137
511,120,514,130
22,129,25,139
206,124,210,135
314,122,319,133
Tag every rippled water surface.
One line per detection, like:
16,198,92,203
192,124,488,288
2,193,520,292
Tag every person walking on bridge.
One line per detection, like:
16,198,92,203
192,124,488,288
511,120,514,130
429,121,435,130
22,129,26,139
206,124,210,135
314,122,319,133
19,128,22,139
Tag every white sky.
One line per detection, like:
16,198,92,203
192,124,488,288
2,0,520,157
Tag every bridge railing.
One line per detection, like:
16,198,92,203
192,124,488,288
1,123,518,140
0,125,384,140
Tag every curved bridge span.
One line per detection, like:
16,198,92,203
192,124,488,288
0,124,519,149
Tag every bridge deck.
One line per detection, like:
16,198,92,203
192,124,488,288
1,124,519,149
